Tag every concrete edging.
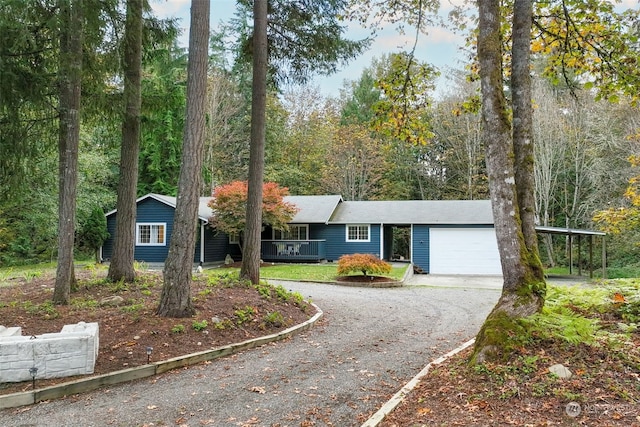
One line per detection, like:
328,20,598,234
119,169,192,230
0,303,323,410
360,338,476,427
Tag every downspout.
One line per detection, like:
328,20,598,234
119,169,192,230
410,224,414,264
200,222,205,264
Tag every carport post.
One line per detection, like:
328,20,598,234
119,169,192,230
568,234,573,275
589,235,594,279
602,236,607,279
577,235,582,276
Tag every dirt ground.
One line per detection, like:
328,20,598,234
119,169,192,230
0,267,312,396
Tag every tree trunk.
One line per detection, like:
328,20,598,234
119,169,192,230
53,0,82,305
471,0,545,364
107,0,143,283
240,0,268,285
157,0,210,317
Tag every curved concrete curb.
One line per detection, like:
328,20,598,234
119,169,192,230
0,303,323,410
334,279,402,288
360,338,476,427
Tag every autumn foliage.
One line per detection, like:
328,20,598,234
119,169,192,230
593,156,640,234
337,253,392,277
208,181,299,244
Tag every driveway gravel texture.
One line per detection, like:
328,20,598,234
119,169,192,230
3,277,501,427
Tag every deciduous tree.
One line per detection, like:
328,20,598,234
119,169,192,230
208,181,298,254
471,0,546,363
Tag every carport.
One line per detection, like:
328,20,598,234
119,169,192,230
535,226,607,279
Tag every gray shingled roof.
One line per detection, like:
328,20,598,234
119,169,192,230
328,200,494,225
285,195,343,223
147,194,344,224
107,194,492,226
146,194,214,222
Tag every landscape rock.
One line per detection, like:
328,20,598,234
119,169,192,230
100,295,125,307
549,363,572,379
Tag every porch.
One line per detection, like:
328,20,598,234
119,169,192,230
261,240,326,262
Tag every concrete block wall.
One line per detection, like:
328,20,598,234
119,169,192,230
0,322,99,383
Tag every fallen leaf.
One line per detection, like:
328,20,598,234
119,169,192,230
147,405,158,410
250,386,266,394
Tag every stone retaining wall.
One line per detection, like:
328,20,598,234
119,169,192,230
0,322,99,383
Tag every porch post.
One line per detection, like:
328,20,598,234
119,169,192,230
380,223,384,260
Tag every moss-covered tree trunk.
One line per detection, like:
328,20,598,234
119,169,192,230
472,0,546,364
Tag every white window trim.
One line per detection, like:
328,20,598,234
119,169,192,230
273,224,309,240
346,224,371,242
136,222,167,246
229,233,240,245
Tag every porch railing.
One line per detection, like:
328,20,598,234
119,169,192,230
261,240,326,262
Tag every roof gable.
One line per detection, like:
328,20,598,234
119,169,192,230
106,193,213,222
285,195,343,224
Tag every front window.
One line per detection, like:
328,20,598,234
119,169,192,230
346,225,370,242
273,225,308,240
136,223,166,246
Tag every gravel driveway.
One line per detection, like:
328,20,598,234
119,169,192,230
3,278,501,427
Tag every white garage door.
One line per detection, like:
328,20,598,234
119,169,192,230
429,228,502,275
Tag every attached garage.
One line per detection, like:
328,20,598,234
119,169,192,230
428,227,502,275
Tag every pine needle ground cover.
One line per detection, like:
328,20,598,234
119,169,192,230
381,280,640,426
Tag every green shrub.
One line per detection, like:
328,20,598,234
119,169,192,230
262,311,286,328
192,320,208,331
171,324,185,334
234,306,256,325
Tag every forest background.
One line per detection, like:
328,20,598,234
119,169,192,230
1,0,639,278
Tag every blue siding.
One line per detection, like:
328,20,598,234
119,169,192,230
102,198,175,263
196,226,230,263
103,215,117,260
320,224,381,261
412,225,430,273
132,198,175,262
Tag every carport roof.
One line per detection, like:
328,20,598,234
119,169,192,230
328,199,494,225
535,226,606,236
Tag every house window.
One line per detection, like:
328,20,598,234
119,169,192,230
346,225,370,242
273,225,308,240
136,223,166,246
229,233,240,245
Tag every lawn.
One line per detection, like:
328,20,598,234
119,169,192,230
211,262,410,282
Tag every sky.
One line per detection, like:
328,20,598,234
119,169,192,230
149,0,639,98
149,0,468,98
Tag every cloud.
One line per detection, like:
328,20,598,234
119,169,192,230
616,0,638,9
149,0,190,18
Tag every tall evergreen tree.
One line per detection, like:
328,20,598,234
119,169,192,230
240,0,268,285
108,0,143,283
157,0,210,318
237,0,369,284
53,0,83,304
